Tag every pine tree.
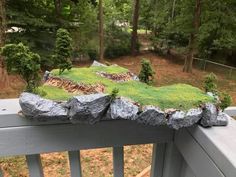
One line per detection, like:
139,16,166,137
53,28,72,74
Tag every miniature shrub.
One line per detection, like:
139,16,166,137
219,92,232,111
138,59,155,85
110,88,119,101
204,73,217,93
1,43,41,92
53,28,72,74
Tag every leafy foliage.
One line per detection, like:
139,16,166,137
1,43,41,92
219,92,232,111
138,59,155,85
53,28,72,74
204,73,217,93
110,88,119,101
104,26,131,59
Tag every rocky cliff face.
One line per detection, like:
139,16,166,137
19,92,229,130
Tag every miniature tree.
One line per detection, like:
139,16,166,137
204,73,217,93
53,28,72,74
110,88,119,101
138,59,155,84
1,43,41,92
219,92,232,111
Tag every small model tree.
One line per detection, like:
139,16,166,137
219,92,232,111
138,59,155,84
1,43,41,92
53,28,72,74
204,73,217,93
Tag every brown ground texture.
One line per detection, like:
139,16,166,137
0,52,235,177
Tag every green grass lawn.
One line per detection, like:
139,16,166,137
39,65,214,110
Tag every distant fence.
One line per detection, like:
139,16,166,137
193,57,236,80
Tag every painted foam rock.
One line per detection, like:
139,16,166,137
200,103,218,127
137,105,166,126
106,97,139,120
91,60,107,67
19,92,68,121
213,111,229,126
67,93,110,124
168,108,202,130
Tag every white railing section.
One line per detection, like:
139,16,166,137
0,99,236,177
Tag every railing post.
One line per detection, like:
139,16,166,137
203,60,207,71
150,143,166,177
68,151,82,177
113,146,124,177
151,142,183,177
229,68,233,78
162,142,183,177
26,154,44,177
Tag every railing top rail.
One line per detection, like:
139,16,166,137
187,117,236,177
193,57,236,70
0,99,174,157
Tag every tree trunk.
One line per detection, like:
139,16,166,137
0,0,9,89
54,0,62,23
183,0,201,73
131,0,140,56
171,0,176,20
99,0,104,60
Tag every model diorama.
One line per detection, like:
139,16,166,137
19,61,229,130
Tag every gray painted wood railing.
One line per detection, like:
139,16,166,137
0,99,236,177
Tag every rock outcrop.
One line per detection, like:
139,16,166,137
19,92,68,121
168,108,202,129
19,93,230,130
137,106,166,126
67,93,111,124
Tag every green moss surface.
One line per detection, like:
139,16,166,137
39,65,214,110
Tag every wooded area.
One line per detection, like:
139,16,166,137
0,0,236,83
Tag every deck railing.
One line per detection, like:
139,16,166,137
0,99,236,177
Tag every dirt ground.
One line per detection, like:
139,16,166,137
0,52,236,176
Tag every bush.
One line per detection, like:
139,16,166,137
104,26,132,59
87,49,98,61
105,43,130,59
138,59,155,85
1,43,41,92
204,73,217,93
110,88,119,101
219,92,232,111
53,28,72,74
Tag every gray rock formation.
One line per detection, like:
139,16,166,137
91,60,107,67
168,108,202,130
137,106,166,126
67,93,110,124
213,111,229,126
200,103,218,127
19,92,68,121
106,97,139,120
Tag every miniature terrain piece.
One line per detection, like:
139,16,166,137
39,64,213,110
19,62,227,130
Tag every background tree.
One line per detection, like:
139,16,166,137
183,0,201,73
131,0,140,56
1,43,41,92
53,28,72,74
0,0,9,89
99,0,104,60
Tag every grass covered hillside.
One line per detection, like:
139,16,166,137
39,65,214,110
